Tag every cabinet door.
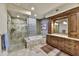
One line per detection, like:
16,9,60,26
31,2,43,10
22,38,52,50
75,41,79,56
57,37,64,50
64,39,75,55
64,39,70,54
68,14,77,37
77,12,79,38
51,36,58,48
46,35,52,45
67,40,76,55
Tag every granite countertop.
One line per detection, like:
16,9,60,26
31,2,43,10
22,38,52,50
47,34,79,41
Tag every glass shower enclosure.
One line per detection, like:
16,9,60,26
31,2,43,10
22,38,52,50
7,14,28,53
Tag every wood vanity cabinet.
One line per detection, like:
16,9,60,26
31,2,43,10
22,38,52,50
76,12,79,38
46,35,51,45
56,37,64,50
46,35,58,48
47,7,79,55
68,13,77,38
64,39,76,55
52,36,58,48
68,12,79,38
75,41,79,55
46,35,79,56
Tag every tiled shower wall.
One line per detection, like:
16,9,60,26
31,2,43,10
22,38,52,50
27,18,37,36
36,18,49,36
41,18,48,35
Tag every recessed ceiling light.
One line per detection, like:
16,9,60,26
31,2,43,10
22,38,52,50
17,15,20,17
34,14,37,17
31,7,35,10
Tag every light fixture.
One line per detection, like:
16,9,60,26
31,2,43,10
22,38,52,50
17,15,20,17
34,14,37,17
63,21,67,25
55,23,58,25
25,11,31,15
31,7,35,10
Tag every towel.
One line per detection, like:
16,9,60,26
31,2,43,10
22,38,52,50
4,33,9,50
1,34,6,50
1,33,9,50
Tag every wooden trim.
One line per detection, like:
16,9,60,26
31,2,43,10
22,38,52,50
56,16,68,20
48,18,56,34
49,7,79,20
48,19,52,34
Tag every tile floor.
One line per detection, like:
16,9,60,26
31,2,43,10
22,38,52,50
7,44,69,56
0,36,69,56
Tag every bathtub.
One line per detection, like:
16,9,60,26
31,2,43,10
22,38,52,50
24,35,46,49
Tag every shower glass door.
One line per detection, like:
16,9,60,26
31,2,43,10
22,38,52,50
7,15,28,53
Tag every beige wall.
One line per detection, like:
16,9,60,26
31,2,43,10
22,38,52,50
0,4,7,33
0,4,7,53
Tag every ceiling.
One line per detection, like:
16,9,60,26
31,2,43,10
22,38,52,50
7,3,65,19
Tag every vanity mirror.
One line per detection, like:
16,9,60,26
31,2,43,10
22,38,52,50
48,7,79,38
53,18,68,35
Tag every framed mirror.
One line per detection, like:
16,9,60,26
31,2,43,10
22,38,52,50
53,18,68,35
